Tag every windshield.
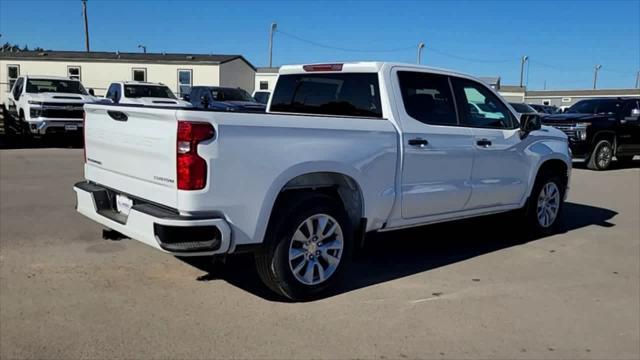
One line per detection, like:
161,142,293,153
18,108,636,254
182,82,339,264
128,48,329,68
124,85,176,99
567,100,598,114
212,88,255,102
26,79,87,95
509,103,535,113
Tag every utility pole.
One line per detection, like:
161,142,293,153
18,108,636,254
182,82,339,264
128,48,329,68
417,42,425,64
519,56,528,88
268,22,277,68
138,44,147,54
82,0,90,52
636,71,640,89
543,80,547,90
593,64,602,89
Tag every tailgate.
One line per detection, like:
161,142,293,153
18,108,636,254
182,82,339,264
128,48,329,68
84,104,179,209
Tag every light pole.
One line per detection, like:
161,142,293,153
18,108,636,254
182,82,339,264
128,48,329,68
417,42,425,64
519,56,528,88
268,22,277,67
593,64,602,89
636,70,640,89
138,44,147,54
82,0,90,52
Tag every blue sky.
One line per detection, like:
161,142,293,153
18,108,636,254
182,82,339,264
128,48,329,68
1,0,638,90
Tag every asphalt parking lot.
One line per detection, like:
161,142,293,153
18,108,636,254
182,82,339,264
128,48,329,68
1,144,639,359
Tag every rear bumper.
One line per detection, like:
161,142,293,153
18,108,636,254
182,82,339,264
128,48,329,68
74,181,231,256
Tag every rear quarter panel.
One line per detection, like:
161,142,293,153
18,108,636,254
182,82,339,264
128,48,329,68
175,110,398,247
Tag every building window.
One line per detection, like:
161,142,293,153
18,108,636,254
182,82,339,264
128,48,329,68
260,81,269,90
68,66,81,81
7,64,19,91
561,97,571,103
132,68,147,82
177,69,192,97
543,99,551,106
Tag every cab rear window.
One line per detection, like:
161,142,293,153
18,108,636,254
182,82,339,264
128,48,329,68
270,73,382,118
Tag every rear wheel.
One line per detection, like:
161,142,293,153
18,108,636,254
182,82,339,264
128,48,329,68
255,193,353,301
587,139,613,170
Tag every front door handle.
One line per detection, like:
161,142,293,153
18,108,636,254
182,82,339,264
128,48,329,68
408,138,429,147
476,139,492,147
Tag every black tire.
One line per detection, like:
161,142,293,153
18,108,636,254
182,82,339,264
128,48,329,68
255,192,353,301
524,172,566,236
586,139,613,170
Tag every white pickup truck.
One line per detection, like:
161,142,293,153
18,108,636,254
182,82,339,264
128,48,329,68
75,62,571,300
4,76,97,137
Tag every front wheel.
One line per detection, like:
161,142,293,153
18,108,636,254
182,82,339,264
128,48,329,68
255,193,353,301
525,173,565,235
587,140,613,170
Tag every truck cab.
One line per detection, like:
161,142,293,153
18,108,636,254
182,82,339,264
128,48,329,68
104,81,191,107
5,75,97,136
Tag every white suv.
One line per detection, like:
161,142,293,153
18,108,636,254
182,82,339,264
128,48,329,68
104,81,191,107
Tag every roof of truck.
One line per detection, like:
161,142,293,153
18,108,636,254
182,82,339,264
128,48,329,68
278,62,471,78
23,75,78,81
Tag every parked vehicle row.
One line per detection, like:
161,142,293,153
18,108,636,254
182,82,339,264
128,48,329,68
2,76,265,138
75,62,572,300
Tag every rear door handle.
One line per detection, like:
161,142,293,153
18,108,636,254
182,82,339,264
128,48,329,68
476,139,492,147
408,138,429,147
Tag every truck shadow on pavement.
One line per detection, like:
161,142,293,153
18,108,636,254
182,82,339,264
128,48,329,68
179,201,617,302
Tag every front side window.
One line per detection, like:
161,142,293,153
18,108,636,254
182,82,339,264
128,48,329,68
132,68,147,82
622,99,640,119
397,71,457,126
253,91,270,104
595,100,622,115
177,69,192,97
453,78,515,129
7,65,19,91
124,85,176,99
12,77,24,99
26,79,87,95
270,73,382,118
68,66,81,81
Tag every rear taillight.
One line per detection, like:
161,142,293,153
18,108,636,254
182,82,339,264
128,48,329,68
83,111,86,163
177,121,215,190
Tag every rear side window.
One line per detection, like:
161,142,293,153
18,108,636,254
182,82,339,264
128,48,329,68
270,73,382,118
397,71,457,125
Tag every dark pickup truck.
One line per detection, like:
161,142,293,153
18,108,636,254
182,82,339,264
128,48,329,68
542,97,640,170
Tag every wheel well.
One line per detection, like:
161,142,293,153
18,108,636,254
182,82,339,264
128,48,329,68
537,159,568,187
592,131,616,147
273,172,364,228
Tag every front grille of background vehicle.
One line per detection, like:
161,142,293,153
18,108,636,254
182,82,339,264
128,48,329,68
42,109,84,119
548,124,577,138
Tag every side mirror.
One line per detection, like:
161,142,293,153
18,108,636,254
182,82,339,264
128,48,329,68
88,88,95,96
520,113,542,138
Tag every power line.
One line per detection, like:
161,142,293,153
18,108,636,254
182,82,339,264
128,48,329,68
276,30,415,53
427,47,517,64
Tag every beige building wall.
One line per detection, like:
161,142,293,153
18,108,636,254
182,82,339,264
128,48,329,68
255,73,278,92
218,58,256,93
1,59,222,102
